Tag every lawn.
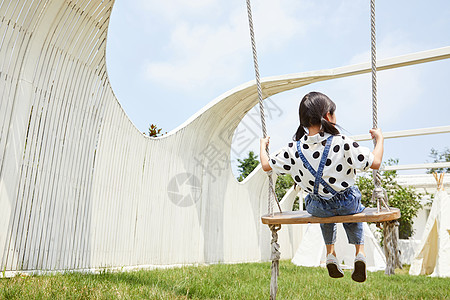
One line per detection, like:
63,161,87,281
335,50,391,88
1,261,449,299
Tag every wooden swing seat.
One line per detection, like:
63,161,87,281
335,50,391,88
261,207,400,225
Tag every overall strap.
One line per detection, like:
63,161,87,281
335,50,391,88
314,136,333,194
296,136,337,196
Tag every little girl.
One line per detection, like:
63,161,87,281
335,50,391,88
260,91,384,283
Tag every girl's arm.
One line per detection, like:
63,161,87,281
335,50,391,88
260,137,272,172
370,128,384,169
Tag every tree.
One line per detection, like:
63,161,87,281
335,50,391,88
275,174,301,210
236,151,260,182
427,147,450,173
356,159,423,239
275,174,295,201
236,151,298,209
147,124,166,137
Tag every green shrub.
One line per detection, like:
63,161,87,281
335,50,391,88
356,159,424,239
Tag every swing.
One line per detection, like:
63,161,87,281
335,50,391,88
245,0,401,298
261,207,400,225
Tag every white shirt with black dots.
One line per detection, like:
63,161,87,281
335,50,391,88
269,132,374,199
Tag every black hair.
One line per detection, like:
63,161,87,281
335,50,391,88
293,91,340,141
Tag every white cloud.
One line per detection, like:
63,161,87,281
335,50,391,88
144,16,248,91
143,0,305,92
137,0,220,20
250,0,304,51
342,34,422,128
325,66,422,132
229,34,423,163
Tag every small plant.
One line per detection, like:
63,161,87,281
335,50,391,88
356,159,424,239
236,151,260,182
427,147,450,173
292,196,301,211
235,151,297,205
147,124,166,137
275,174,294,201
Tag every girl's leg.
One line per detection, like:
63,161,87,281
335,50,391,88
344,222,367,282
320,223,337,251
339,188,365,256
306,195,338,253
322,225,344,279
355,244,365,256
342,222,364,252
326,244,336,256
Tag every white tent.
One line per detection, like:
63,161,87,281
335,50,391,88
409,176,450,277
291,222,386,272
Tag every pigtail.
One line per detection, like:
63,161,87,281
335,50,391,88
321,118,340,136
293,125,306,141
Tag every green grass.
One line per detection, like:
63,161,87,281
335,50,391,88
1,262,449,299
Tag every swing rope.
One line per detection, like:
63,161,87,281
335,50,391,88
245,0,401,297
245,0,281,216
245,1,281,298
370,0,390,213
369,0,402,275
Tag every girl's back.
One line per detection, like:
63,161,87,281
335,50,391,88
269,132,373,198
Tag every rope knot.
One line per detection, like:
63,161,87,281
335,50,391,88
372,185,390,212
270,225,281,261
372,187,385,200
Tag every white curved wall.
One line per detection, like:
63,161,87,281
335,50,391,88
0,0,449,274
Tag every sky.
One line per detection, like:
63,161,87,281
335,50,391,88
105,0,450,177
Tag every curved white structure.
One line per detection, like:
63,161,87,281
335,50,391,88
1,0,449,275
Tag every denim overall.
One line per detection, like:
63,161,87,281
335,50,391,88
297,135,364,245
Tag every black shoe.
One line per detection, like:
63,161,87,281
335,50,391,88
326,254,344,278
351,253,367,282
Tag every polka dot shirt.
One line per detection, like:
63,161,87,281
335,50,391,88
269,132,374,199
